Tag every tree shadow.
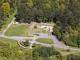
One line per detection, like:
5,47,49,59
32,47,60,58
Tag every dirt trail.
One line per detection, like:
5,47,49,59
2,18,15,35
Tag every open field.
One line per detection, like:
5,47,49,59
5,23,52,37
5,24,29,36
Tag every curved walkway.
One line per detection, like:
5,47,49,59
29,33,80,52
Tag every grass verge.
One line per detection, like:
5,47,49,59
37,38,53,44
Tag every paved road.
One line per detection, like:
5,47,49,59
0,33,80,52
0,35,35,41
29,33,80,51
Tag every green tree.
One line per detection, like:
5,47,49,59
1,2,11,16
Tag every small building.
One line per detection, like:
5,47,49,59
13,21,19,24
38,23,54,32
30,22,54,33
40,25,53,32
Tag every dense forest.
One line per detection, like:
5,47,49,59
0,0,80,48
0,0,80,60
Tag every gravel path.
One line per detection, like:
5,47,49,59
2,18,15,35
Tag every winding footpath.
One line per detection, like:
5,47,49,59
0,17,80,52
2,18,15,35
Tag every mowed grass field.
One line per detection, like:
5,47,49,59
5,24,29,37
37,38,53,44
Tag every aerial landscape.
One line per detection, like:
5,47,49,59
0,0,80,60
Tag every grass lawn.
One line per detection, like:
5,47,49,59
5,24,29,36
37,38,53,44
